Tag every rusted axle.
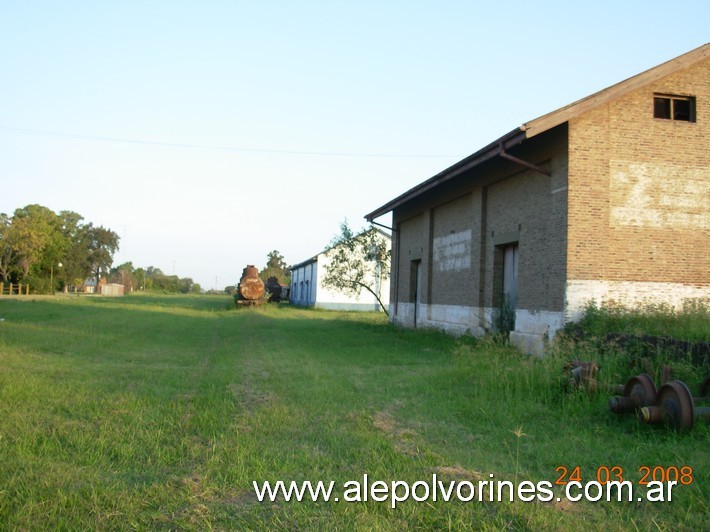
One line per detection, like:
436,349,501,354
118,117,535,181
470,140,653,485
608,373,657,414
566,360,599,392
640,380,710,432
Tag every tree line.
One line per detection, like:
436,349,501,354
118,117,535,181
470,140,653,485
1,205,387,300
0,204,119,293
110,263,200,294
0,204,200,295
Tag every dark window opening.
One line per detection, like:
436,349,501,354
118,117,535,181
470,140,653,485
674,98,691,120
654,94,695,122
653,97,671,119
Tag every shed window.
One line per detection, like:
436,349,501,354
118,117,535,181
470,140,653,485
653,94,695,122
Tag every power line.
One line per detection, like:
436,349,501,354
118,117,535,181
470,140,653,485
0,125,457,159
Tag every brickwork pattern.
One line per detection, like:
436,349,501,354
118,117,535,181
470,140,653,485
388,53,709,344
392,127,570,321
393,213,424,309
568,58,710,289
430,194,475,307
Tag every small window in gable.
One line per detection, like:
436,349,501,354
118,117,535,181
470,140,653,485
654,94,696,122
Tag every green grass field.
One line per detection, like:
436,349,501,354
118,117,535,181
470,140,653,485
0,294,707,529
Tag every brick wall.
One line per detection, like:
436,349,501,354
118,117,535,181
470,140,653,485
384,52,708,352
394,212,424,305
483,133,568,312
391,126,569,334
568,57,710,296
430,194,475,307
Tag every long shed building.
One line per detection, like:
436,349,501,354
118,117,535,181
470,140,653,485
366,44,710,354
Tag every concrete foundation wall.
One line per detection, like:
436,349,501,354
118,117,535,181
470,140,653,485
390,127,569,353
565,280,709,321
393,300,566,355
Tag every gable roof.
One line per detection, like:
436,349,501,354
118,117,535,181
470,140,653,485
365,43,710,222
523,43,710,138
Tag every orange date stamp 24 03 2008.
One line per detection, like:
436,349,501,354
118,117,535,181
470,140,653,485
555,465,694,486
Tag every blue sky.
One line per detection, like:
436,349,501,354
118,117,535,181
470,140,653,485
1,1,708,290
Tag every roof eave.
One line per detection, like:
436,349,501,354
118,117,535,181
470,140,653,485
365,127,525,221
523,42,710,138
290,256,317,271
364,42,710,223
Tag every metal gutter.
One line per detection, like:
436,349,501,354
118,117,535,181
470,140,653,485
365,127,525,221
498,143,551,176
365,43,710,222
289,256,317,271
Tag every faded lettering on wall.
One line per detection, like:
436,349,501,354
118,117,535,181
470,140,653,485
610,161,710,229
433,230,472,272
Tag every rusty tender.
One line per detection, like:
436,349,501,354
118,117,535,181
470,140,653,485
236,265,265,305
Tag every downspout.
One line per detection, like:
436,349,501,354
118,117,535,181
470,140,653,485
393,222,400,318
498,143,551,176
369,220,397,232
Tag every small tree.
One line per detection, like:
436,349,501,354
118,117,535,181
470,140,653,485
321,221,391,316
0,213,17,282
86,224,120,286
259,250,290,285
10,204,59,280
58,211,93,291
110,262,137,292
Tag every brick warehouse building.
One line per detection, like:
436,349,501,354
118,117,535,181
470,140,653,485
365,44,710,355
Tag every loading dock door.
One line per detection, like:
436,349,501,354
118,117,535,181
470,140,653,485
503,244,519,310
413,261,422,327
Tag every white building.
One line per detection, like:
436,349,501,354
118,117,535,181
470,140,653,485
290,229,391,312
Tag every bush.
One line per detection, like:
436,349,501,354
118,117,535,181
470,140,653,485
557,300,710,389
574,299,709,342
23,276,52,294
492,294,515,337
